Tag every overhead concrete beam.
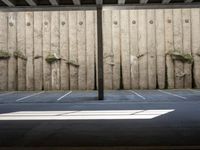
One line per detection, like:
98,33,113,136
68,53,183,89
162,0,171,4
72,0,81,5
49,0,58,6
185,0,193,3
140,0,148,4
25,0,37,6
118,0,126,4
96,0,103,5
1,0,15,7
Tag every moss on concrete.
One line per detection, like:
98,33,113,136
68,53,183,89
45,53,60,64
167,50,193,64
13,51,27,60
0,50,11,59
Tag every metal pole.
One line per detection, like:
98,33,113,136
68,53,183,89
97,5,104,100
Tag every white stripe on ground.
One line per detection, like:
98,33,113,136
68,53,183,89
158,90,187,99
0,92,15,96
16,91,45,102
0,115,160,120
130,90,146,100
57,91,72,101
0,110,174,120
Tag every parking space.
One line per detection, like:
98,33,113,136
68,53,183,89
163,89,200,101
21,91,70,103
104,90,139,101
60,91,98,103
0,89,200,104
0,91,37,103
130,90,187,102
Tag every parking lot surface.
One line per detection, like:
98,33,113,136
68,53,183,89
0,89,200,103
0,89,200,149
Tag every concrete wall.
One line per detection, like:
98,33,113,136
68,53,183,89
0,8,200,91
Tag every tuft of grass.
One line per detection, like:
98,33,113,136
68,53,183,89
167,50,193,64
0,50,11,60
45,53,60,64
13,51,27,60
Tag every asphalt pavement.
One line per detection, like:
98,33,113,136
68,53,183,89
0,89,200,150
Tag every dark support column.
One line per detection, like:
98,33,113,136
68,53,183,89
97,6,104,100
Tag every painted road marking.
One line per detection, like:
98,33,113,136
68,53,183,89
57,91,72,101
189,89,200,93
0,92,15,97
1,111,78,116
16,91,45,102
158,90,187,99
130,90,146,100
0,110,174,120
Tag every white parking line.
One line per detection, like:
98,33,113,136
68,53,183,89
158,90,187,99
16,91,45,102
57,91,72,101
0,92,15,96
189,89,200,93
130,90,146,100
0,109,174,120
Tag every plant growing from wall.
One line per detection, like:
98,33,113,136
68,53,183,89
166,50,193,64
196,52,200,57
66,60,79,67
13,50,27,60
136,53,145,59
0,50,11,60
34,55,43,59
45,53,60,64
